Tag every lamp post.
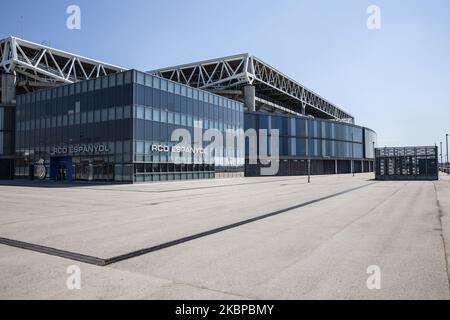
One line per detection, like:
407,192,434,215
446,134,449,174
440,142,443,170
307,159,311,183
372,141,375,173
351,132,354,176
307,137,311,183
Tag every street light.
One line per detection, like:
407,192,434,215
373,141,375,173
446,134,449,174
307,137,311,183
307,158,311,183
440,142,443,170
351,132,354,176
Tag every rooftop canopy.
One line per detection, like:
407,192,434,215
148,53,354,123
0,36,125,93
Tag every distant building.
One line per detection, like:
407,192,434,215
375,146,438,180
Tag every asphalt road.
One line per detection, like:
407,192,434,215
0,173,449,299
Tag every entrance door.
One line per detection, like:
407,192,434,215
50,157,73,182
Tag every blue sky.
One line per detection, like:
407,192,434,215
1,0,449,148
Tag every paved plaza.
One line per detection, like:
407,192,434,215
1,173,449,299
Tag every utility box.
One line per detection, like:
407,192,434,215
375,146,438,180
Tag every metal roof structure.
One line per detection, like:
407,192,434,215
0,37,354,123
148,53,354,123
0,36,125,93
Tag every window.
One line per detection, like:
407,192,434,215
153,77,160,89
153,108,160,122
88,111,94,123
102,76,108,89
116,106,123,120
101,109,108,122
145,107,152,120
137,106,145,119
168,81,174,93
82,81,88,93
108,74,116,87
75,101,81,113
117,73,123,86
137,72,145,85
161,79,168,91
135,164,145,173
124,141,131,153
124,71,132,84
95,110,101,122
108,107,115,121
136,141,144,154
160,110,167,123
167,112,174,124
145,74,152,87
123,105,131,118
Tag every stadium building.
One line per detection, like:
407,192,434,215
0,36,376,183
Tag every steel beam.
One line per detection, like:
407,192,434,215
0,36,125,92
148,54,354,122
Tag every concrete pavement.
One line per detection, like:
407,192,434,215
0,173,449,299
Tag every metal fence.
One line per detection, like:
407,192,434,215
375,146,438,180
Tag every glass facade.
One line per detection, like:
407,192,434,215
244,112,376,176
132,70,244,182
14,69,375,183
364,128,377,159
15,70,244,183
245,112,365,158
